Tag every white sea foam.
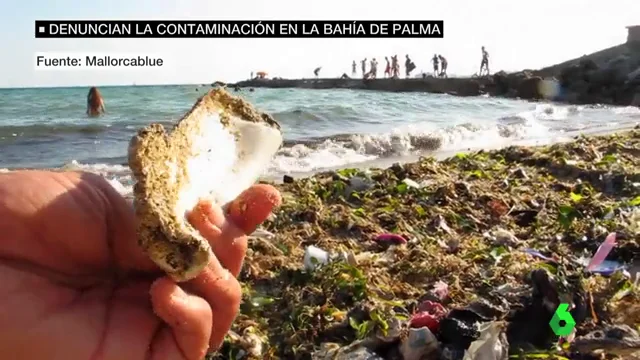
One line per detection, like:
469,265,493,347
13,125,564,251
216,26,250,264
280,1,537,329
41,101,637,198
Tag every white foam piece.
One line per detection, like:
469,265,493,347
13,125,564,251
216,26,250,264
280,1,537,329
174,112,283,219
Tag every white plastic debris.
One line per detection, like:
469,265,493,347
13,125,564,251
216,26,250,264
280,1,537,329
463,321,509,360
312,342,383,360
400,326,439,360
304,245,330,271
249,228,275,240
402,178,421,188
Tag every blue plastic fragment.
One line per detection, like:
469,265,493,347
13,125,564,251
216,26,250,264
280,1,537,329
587,259,626,276
522,248,555,262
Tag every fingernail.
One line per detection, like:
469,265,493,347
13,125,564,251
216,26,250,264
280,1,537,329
228,184,281,234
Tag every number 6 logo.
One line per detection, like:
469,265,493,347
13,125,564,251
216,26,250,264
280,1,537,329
549,303,576,336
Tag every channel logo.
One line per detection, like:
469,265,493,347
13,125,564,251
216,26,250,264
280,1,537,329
549,303,576,336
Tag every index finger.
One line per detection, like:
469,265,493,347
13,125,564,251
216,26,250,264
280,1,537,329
187,184,281,277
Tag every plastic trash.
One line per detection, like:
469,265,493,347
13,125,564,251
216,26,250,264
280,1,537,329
410,300,447,332
402,178,421,188
249,228,275,240
522,248,556,262
312,342,383,360
586,260,626,276
399,326,438,360
431,280,449,301
463,321,509,360
304,245,330,271
373,233,407,245
586,232,617,272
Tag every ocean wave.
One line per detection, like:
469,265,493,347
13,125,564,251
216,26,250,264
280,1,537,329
0,123,112,137
0,121,176,138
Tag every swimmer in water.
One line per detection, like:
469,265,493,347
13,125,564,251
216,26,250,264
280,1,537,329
86,87,105,117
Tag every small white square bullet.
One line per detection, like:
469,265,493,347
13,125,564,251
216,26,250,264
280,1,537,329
38,26,45,33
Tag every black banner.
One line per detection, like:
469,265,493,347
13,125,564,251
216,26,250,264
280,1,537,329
35,20,444,38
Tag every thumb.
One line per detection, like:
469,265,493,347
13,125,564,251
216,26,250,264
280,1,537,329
149,277,212,360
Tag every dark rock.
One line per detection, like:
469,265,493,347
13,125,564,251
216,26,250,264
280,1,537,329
516,76,543,99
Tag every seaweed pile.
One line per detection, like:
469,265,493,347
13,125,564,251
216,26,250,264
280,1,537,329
211,130,640,360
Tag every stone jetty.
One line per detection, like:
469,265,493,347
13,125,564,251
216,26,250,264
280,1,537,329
224,26,640,107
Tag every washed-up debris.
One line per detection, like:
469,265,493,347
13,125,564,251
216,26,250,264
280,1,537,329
522,248,557,262
571,324,640,357
249,228,275,240
303,245,330,271
430,280,449,301
402,178,422,189
586,232,617,272
213,130,640,360
400,326,439,360
483,227,522,247
373,233,408,245
463,322,509,360
226,328,265,358
409,300,447,332
311,342,384,360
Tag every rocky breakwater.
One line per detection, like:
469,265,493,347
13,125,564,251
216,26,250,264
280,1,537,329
228,77,495,97
494,43,640,106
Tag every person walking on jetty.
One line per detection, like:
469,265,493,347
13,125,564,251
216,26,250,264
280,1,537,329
431,54,439,77
391,55,399,78
370,58,378,79
405,54,416,78
361,58,367,78
480,46,490,76
352,60,357,76
438,55,448,78
384,57,391,78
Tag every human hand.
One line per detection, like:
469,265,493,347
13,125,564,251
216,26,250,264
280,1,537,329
0,170,281,360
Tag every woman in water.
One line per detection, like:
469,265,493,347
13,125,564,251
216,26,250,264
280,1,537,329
86,87,105,117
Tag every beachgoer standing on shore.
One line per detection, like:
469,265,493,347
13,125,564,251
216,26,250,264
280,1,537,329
250,71,254,79
384,57,391,78
361,58,367,78
405,55,415,78
352,61,357,76
439,55,448,78
431,54,439,77
370,58,378,79
480,46,490,76
391,55,399,78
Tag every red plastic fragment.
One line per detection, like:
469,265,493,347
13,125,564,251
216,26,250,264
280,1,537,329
373,233,407,245
409,300,447,332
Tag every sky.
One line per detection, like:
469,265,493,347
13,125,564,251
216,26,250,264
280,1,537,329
0,0,638,88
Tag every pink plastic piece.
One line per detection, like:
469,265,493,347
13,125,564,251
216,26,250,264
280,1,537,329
586,233,617,272
373,233,407,245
